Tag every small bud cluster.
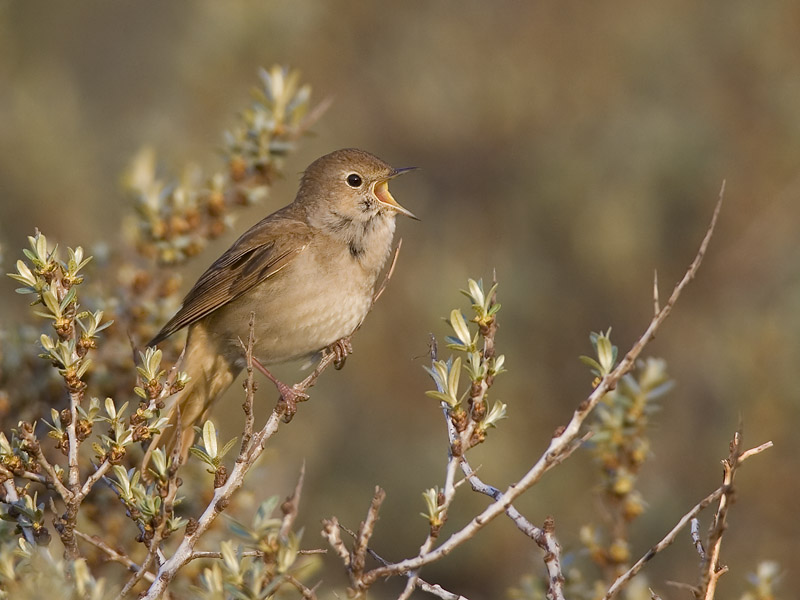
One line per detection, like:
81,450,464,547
421,278,507,529
581,329,673,578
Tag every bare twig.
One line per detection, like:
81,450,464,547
698,430,744,599
363,187,725,585
20,425,71,500
603,437,771,600
141,410,284,599
0,464,49,488
690,518,705,559
351,487,386,593
536,517,566,600
291,96,334,141
238,312,257,456
321,517,350,566
338,524,470,600
460,459,571,600
188,548,326,562
75,530,155,583
372,240,402,305
77,459,112,502
653,270,660,315
603,486,726,599
280,463,305,539
138,242,404,598
118,455,182,598
2,480,35,545
284,573,320,600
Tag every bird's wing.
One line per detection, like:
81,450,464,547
148,215,313,345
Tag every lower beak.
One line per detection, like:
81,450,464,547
374,167,419,220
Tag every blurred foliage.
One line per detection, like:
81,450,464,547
0,67,326,597
0,2,797,597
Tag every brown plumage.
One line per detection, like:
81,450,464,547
144,149,416,465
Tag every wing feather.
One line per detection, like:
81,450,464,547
149,214,311,345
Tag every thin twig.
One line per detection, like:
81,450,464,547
188,548,327,562
280,463,305,540
75,530,154,583
698,430,743,599
603,437,771,600
283,573,320,600
351,487,386,593
237,312,257,456
140,412,284,599
141,261,404,598
603,486,726,599
77,459,112,502
291,96,334,141
338,524,470,600
20,426,71,500
2,480,35,545
363,186,725,585
372,240,402,305
690,518,705,559
0,464,49,487
653,270,660,315
321,517,350,566
536,517,566,600
120,421,186,598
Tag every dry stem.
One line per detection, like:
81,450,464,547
361,186,725,586
602,436,772,599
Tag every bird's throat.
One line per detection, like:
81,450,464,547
344,213,396,274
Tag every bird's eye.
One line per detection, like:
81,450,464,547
346,173,363,188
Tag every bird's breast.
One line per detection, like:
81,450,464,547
205,234,388,366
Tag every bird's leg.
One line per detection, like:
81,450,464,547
252,358,309,423
328,337,354,370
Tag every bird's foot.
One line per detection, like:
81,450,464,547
275,383,309,423
328,337,353,370
253,358,309,423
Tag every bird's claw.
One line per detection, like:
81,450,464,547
330,338,353,370
275,382,309,423
253,357,309,422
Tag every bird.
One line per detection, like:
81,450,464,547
144,148,417,464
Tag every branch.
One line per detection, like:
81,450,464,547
697,432,771,599
141,410,284,598
280,463,305,540
20,424,71,501
603,486,726,599
138,241,403,598
334,524,471,600
75,530,155,583
690,518,705,559
76,459,112,502
364,188,725,585
350,487,386,595
0,464,49,488
603,437,772,599
2,480,35,545
237,312,257,456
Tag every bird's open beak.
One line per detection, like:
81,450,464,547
374,167,419,220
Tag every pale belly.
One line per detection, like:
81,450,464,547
203,250,376,366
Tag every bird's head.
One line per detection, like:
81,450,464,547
298,148,417,228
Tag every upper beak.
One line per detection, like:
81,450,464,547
374,167,419,220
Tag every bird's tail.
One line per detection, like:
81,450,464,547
141,324,239,474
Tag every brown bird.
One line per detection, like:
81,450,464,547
145,148,416,463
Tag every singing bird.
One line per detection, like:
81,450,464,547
146,148,416,462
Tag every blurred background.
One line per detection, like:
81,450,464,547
1,1,798,597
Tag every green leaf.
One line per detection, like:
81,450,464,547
202,420,218,458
